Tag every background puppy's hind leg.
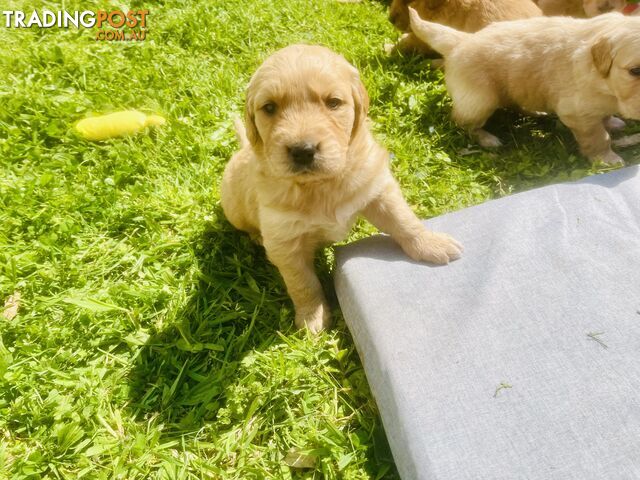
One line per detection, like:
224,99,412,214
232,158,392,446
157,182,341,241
387,32,440,57
473,129,503,148
450,88,502,148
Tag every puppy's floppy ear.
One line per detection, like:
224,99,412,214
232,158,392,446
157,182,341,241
591,35,614,78
351,73,370,140
243,84,261,146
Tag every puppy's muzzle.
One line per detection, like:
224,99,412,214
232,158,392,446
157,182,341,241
288,142,318,169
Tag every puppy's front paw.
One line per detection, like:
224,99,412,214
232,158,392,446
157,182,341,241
295,302,332,334
404,231,463,265
592,150,625,166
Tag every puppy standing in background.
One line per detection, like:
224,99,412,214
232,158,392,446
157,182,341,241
409,10,640,165
388,0,541,55
222,45,462,333
537,0,626,17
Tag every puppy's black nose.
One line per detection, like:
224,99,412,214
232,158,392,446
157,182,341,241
288,143,317,167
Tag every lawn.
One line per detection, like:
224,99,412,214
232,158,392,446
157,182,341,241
1,0,638,479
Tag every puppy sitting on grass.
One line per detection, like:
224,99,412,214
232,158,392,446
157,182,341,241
409,9,640,165
221,44,462,333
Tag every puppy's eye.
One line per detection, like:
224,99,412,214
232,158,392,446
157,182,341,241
262,102,277,115
325,98,342,110
629,67,640,77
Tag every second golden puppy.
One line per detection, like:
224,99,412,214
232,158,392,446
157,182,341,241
221,45,463,333
409,10,640,165
388,0,541,54
537,0,625,18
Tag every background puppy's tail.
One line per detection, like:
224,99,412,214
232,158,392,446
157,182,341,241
408,7,468,56
233,116,249,148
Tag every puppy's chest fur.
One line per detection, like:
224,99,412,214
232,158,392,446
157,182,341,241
257,171,388,244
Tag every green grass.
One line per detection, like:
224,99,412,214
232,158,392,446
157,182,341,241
0,0,638,478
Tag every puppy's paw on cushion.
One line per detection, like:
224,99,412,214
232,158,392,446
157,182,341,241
405,231,463,264
295,302,333,333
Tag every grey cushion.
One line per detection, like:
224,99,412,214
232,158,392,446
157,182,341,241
335,166,640,480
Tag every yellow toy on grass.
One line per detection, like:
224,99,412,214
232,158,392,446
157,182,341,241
75,110,166,141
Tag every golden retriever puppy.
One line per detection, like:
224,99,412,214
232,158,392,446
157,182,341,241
537,0,626,17
408,10,640,165
221,45,463,333
388,0,541,54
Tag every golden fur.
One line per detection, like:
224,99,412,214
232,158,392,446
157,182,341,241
537,0,626,17
409,10,640,165
221,45,463,332
388,0,541,54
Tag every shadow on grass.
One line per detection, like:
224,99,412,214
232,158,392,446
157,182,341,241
463,110,640,191
125,205,398,478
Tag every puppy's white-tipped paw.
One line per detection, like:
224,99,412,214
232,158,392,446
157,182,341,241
295,303,332,334
404,231,463,265
475,129,503,148
592,150,625,166
604,116,626,132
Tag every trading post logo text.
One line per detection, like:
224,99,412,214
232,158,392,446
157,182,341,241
2,10,149,41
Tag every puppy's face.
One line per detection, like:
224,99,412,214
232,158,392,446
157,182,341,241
389,0,446,32
592,20,640,119
244,45,368,182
